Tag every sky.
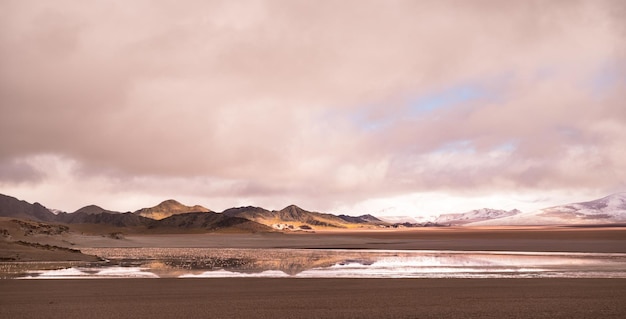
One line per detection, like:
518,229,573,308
1,0,625,218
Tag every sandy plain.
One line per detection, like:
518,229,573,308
2,226,626,318
70,226,626,253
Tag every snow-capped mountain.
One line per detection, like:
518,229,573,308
374,206,438,223
376,216,421,224
468,193,626,226
435,208,522,226
48,208,67,215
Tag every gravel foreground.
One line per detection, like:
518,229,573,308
1,278,625,318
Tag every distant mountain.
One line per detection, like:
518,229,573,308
221,206,270,219
337,214,385,224
73,205,121,215
53,210,268,232
376,216,420,224
275,205,350,227
0,194,374,231
134,199,211,220
48,208,66,215
223,205,368,228
54,204,138,225
469,193,626,226
55,211,152,227
6,192,625,230
435,208,522,226
151,212,271,233
0,194,56,222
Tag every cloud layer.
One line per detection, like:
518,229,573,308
1,0,625,214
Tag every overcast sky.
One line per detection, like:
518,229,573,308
1,0,625,217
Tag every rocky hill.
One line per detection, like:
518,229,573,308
337,214,385,224
134,199,211,220
0,194,57,222
74,205,122,215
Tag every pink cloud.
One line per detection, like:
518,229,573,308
1,0,625,213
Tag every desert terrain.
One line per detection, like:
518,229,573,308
2,221,626,318
1,278,625,319
2,193,626,318
5,219,626,258
3,220,626,262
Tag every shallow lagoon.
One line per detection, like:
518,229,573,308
8,248,626,279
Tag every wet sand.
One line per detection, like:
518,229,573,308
1,278,625,318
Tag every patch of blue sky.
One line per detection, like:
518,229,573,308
351,84,493,133
349,74,511,133
433,139,476,155
492,140,518,153
588,62,624,97
408,83,488,115
348,107,394,133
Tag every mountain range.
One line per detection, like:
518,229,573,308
0,194,385,232
435,208,523,226
468,193,626,226
0,194,57,222
1,193,625,231
221,205,383,228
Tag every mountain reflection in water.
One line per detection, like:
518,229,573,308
14,249,626,279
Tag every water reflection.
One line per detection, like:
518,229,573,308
10,249,626,279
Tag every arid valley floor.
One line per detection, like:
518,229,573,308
2,226,626,318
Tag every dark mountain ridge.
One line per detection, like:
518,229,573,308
55,211,152,227
0,194,57,222
74,205,122,215
338,214,384,224
153,212,271,232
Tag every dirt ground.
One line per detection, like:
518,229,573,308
1,278,625,318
